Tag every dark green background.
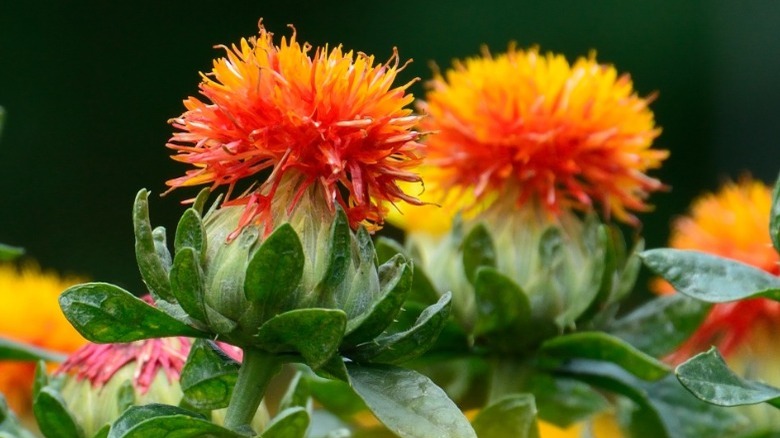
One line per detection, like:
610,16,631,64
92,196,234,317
1,1,779,293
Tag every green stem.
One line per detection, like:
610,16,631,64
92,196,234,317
224,348,281,432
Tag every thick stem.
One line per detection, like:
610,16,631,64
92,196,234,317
224,348,281,432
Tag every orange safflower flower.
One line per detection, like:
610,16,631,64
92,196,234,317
0,263,87,414
166,23,424,235
419,46,667,225
657,178,780,361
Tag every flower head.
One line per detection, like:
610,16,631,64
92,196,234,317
54,336,248,436
167,23,424,235
0,263,86,414
657,178,780,360
419,46,667,225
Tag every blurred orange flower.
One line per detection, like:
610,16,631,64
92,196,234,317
167,23,424,234
0,263,86,414
657,178,780,362
418,46,667,225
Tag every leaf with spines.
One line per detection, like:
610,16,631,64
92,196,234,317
255,308,347,369
471,394,540,438
351,292,452,365
180,339,240,410
770,171,780,252
133,189,174,302
676,347,780,408
641,249,780,302
343,255,412,347
245,223,305,320
59,282,205,342
462,223,496,285
540,332,669,381
108,404,243,438
317,207,352,300
347,363,476,438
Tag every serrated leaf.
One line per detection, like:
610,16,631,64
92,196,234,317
462,224,496,285
641,249,780,302
33,387,84,438
255,308,346,368
169,247,208,324
108,404,243,438
133,189,174,302
0,243,23,261
180,339,240,410
174,208,206,258
347,363,476,438
676,347,780,408
260,407,310,438
352,292,451,365
59,282,204,343
245,223,304,317
540,332,669,381
343,255,411,347
472,267,532,349
0,337,66,362
608,294,711,357
471,394,539,438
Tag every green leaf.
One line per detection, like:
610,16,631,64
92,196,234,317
33,387,85,438
375,237,406,265
607,294,711,357
375,237,439,305
169,247,208,324
471,394,539,438
304,374,367,418
255,308,346,368
191,188,211,217
108,404,243,438
91,425,110,438
317,207,352,298
116,380,135,414
260,407,310,438
180,339,240,410
529,374,609,428
0,393,37,438
641,249,780,302
770,171,780,253
472,267,533,349
343,255,411,347
33,361,48,400
351,292,451,365
244,223,304,317
540,332,669,381
0,243,23,261
558,360,746,438
174,208,206,257
461,223,496,285
0,337,66,362
676,347,780,408
133,189,174,302
278,372,310,412
59,282,204,343
346,363,477,438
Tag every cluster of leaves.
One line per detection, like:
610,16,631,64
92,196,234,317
372,218,746,437
642,172,780,418
47,189,475,437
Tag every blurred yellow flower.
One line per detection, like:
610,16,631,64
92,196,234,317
0,263,86,414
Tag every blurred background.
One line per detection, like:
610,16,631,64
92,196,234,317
1,1,778,294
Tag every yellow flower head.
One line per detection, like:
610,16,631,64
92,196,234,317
0,263,87,414
657,178,780,360
166,22,424,236
418,46,667,225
